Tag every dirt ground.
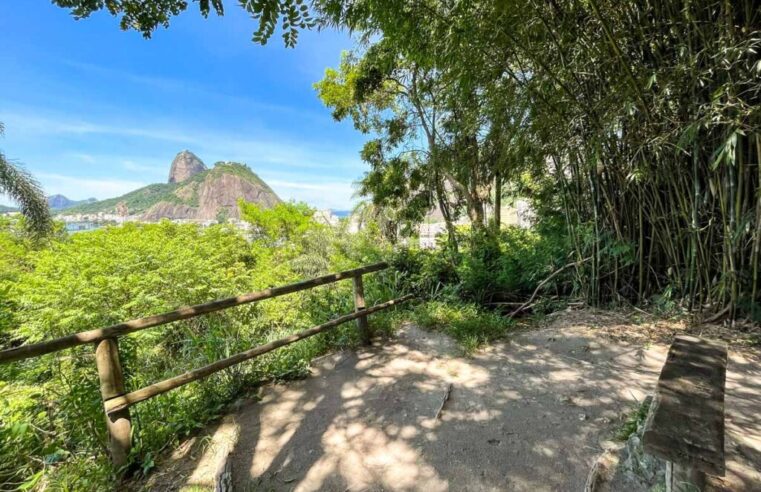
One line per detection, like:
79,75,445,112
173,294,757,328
141,310,761,491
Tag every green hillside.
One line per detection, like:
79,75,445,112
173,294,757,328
203,161,274,191
0,205,18,213
60,162,275,216
62,183,179,215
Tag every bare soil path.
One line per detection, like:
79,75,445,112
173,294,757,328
143,311,761,491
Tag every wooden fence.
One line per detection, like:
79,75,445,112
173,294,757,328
0,262,412,469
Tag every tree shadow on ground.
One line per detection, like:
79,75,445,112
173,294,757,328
148,314,761,492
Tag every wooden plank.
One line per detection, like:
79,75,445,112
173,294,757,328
353,275,369,345
667,461,707,492
642,335,727,476
104,294,413,413
0,262,389,364
94,338,131,470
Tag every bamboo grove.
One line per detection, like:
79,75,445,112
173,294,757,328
502,0,761,318
309,0,761,320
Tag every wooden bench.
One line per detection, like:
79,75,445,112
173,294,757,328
643,335,728,492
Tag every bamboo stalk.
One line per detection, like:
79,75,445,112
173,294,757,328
752,135,761,313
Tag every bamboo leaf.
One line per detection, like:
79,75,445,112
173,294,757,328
711,131,739,170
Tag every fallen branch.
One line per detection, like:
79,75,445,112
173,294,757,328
485,302,526,307
704,304,731,324
435,383,453,419
509,257,592,318
631,305,656,318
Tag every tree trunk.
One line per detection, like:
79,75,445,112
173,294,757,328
435,170,458,253
495,171,502,232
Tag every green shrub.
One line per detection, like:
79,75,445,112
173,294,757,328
411,300,515,354
0,205,564,487
391,222,570,305
616,397,652,441
389,246,459,298
0,210,398,488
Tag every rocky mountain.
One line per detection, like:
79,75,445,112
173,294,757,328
62,151,281,221
47,194,97,210
168,150,207,184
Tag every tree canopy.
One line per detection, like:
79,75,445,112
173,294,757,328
313,0,761,318
53,0,317,46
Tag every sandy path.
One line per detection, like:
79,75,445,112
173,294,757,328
143,313,761,491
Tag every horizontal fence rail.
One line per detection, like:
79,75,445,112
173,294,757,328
105,294,413,414
0,262,388,364
0,261,409,472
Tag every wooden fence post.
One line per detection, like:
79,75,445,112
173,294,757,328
94,338,132,471
353,274,370,345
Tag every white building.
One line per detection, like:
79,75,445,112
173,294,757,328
417,200,532,249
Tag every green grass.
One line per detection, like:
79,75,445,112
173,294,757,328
616,397,652,441
410,300,515,354
743,333,761,348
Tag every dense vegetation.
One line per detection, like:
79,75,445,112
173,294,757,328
0,194,551,488
0,203,526,488
310,0,761,320
0,207,394,489
50,0,761,321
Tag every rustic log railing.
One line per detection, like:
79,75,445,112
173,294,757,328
0,262,411,470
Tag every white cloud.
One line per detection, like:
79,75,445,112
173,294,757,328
35,173,148,201
27,174,357,209
0,194,15,207
266,179,357,210
2,173,358,209
0,107,366,209
2,112,194,144
1,109,362,173
123,160,166,174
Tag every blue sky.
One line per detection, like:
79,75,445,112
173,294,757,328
0,1,366,210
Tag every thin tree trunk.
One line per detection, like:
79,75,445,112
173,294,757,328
494,171,502,232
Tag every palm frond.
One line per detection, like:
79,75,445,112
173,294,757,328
0,151,52,236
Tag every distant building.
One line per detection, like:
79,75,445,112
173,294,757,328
313,209,340,227
417,199,532,249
